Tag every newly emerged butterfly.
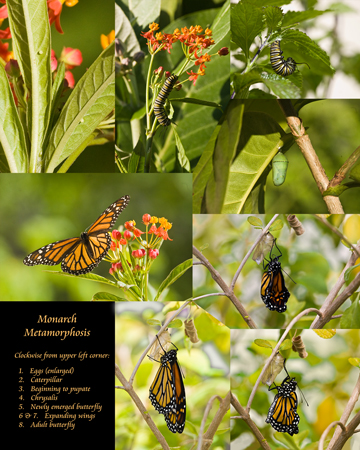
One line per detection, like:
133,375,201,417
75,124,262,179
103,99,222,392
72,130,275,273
154,74,178,127
266,363,303,436
270,40,310,76
149,337,186,434
261,239,291,313
23,196,130,275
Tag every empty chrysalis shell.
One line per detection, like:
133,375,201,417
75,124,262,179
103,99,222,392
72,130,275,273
272,151,289,186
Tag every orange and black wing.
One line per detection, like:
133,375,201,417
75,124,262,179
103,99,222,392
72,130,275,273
266,388,299,435
164,357,186,434
149,358,176,415
23,237,81,267
87,196,130,237
23,196,130,275
261,260,290,313
60,233,112,275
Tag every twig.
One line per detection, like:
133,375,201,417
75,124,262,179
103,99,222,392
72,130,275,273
277,100,344,214
197,392,230,450
130,300,192,383
231,214,279,290
231,393,272,450
193,293,229,301
115,363,170,450
319,422,347,450
328,145,360,188
314,215,360,258
326,374,360,449
193,245,257,329
311,242,360,328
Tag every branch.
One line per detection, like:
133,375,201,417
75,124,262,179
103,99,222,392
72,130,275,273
326,373,360,449
198,391,231,450
231,214,279,290
319,422,347,450
115,363,170,450
231,393,272,450
328,145,360,188
277,100,344,214
130,300,192,383
193,245,258,329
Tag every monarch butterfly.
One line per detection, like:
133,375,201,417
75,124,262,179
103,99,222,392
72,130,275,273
270,40,309,76
261,239,291,313
23,196,130,275
266,365,300,436
149,338,186,433
154,74,178,127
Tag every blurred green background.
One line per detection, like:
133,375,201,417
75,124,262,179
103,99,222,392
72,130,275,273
51,0,115,172
0,173,192,301
231,329,360,449
115,302,230,450
193,214,360,329
260,99,360,212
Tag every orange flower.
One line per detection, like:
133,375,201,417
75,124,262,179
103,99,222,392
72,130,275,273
101,30,115,49
0,39,12,62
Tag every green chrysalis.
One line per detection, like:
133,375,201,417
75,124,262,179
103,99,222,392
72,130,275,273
272,152,289,186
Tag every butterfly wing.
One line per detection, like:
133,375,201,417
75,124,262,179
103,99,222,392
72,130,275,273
23,237,81,267
149,358,176,415
87,196,130,236
164,357,186,434
266,377,299,436
261,261,290,313
23,196,130,275
60,233,111,275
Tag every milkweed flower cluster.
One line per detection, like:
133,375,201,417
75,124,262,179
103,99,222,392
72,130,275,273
107,214,173,296
141,22,228,85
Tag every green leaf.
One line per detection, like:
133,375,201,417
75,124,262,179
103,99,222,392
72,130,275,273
279,339,292,350
192,124,220,213
205,100,245,213
231,1,264,59
167,319,183,328
45,270,118,285
282,29,335,74
269,219,284,232
0,64,28,172
128,137,145,173
45,42,115,172
173,126,190,172
349,358,360,368
92,292,128,301
344,263,360,282
254,339,273,349
7,0,51,172
126,0,161,28
264,6,283,30
247,216,263,227
340,300,360,328
153,259,193,302
282,9,332,28
115,4,141,56
221,111,286,213
171,98,222,109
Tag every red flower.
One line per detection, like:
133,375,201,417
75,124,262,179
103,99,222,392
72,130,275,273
142,214,151,225
64,70,75,88
60,47,83,69
47,0,64,34
124,230,132,241
112,230,122,241
148,249,159,260
50,50,58,72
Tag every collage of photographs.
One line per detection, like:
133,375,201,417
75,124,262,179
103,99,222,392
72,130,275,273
1,0,360,449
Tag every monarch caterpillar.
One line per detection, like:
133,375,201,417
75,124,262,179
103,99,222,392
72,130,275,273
154,74,178,127
272,151,289,186
270,40,309,76
261,239,291,313
266,365,300,436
